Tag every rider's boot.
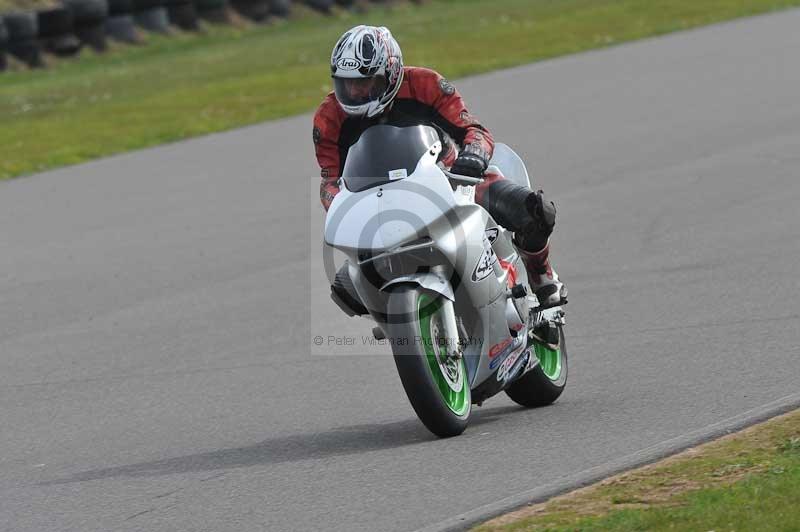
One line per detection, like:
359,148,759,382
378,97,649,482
517,239,567,308
477,178,567,308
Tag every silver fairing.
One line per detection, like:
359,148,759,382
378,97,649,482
324,145,503,306
324,133,543,390
324,147,456,253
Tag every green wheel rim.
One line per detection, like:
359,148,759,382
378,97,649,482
533,340,562,381
418,293,469,416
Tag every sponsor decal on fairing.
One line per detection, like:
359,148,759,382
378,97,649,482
496,347,527,382
488,337,513,359
488,336,523,370
471,233,498,282
388,168,407,180
485,227,499,245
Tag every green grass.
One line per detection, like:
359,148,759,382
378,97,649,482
476,410,800,531
0,0,57,10
574,463,800,531
3,0,800,178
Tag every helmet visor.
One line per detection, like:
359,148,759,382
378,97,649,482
334,75,388,108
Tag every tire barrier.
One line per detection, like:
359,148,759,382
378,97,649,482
0,0,420,72
0,16,8,71
38,6,82,57
64,0,110,52
230,0,270,22
194,0,230,24
303,0,331,13
166,0,199,31
106,14,141,43
108,0,135,15
105,0,143,43
5,11,44,68
133,0,171,33
268,0,290,17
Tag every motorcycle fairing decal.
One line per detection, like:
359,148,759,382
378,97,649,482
496,345,526,382
497,256,518,289
488,336,514,359
489,352,506,371
526,347,541,371
471,233,498,282
506,351,531,382
471,251,494,282
488,336,523,371
489,353,508,369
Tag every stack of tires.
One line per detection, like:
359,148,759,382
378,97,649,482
0,0,424,73
37,6,82,56
268,0,289,17
64,0,110,52
4,12,43,68
0,16,7,71
105,0,142,43
230,0,269,22
133,0,170,33
194,0,228,23
166,0,199,31
302,0,331,13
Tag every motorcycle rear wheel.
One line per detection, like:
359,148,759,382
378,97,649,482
505,324,567,407
386,285,471,438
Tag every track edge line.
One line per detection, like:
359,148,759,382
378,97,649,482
413,392,800,532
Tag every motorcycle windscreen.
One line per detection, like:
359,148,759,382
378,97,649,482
341,125,441,192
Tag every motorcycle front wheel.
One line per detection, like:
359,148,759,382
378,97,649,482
386,285,471,438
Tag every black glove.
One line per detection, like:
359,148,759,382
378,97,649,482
451,152,488,178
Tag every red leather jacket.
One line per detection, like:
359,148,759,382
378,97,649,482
313,66,495,210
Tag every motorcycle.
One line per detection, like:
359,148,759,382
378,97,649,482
323,124,567,438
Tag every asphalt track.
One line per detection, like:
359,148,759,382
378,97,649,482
2,10,800,532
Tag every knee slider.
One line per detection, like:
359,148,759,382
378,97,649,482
526,190,556,232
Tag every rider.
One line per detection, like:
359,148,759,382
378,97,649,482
313,25,566,306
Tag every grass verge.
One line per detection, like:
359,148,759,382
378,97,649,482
3,0,800,178
475,409,800,531
0,0,57,10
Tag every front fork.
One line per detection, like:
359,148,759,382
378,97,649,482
439,298,462,360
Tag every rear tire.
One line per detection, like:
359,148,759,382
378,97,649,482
386,286,470,438
505,325,567,407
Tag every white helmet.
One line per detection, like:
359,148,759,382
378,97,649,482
330,25,404,118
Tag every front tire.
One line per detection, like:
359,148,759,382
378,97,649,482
386,286,471,438
505,324,567,407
